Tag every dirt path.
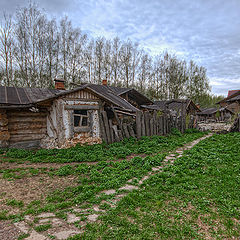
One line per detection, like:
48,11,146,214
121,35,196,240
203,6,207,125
0,133,213,240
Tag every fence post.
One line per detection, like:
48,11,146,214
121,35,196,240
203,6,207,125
136,111,142,139
101,111,111,144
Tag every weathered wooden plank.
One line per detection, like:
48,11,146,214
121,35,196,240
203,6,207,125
144,112,150,136
150,118,154,136
9,134,46,142
112,125,120,142
64,105,99,110
136,111,142,139
99,111,107,143
128,125,135,138
101,111,111,144
7,112,47,117
9,128,47,135
8,117,47,123
123,123,130,138
141,113,146,137
111,107,121,127
118,130,123,141
153,111,157,135
8,122,46,130
9,140,41,149
109,119,114,143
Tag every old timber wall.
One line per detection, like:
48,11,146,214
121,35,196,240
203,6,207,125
7,110,47,149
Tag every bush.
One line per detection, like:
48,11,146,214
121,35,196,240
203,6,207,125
185,128,201,134
171,128,182,136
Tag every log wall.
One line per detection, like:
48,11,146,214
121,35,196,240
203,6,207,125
0,109,10,147
7,110,47,149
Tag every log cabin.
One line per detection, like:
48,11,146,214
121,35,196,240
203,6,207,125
0,79,140,149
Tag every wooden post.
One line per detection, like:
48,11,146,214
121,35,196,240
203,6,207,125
141,112,146,136
153,111,157,135
123,123,130,138
101,111,111,144
109,119,114,143
150,118,154,136
136,111,142,139
181,102,184,133
145,112,150,136
99,111,107,143
112,125,120,142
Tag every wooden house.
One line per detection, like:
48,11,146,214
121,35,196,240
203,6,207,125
0,80,139,149
217,90,240,113
197,107,234,122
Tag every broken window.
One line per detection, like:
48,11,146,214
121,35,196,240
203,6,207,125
73,110,89,127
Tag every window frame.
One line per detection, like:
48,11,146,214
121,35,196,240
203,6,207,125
73,110,90,133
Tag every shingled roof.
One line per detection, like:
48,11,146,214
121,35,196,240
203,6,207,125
0,84,139,112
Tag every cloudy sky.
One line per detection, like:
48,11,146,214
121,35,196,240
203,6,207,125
1,0,240,96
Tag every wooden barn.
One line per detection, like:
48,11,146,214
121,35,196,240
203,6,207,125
0,80,139,149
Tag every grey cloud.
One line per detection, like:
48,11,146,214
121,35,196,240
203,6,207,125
1,0,240,95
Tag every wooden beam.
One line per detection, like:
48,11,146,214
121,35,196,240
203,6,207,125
65,105,99,110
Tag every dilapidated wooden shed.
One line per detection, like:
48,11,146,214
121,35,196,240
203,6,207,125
0,80,139,149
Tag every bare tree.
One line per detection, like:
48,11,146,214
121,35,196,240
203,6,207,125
0,13,14,86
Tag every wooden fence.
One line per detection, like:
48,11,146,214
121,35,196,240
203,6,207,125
230,114,240,132
99,110,197,144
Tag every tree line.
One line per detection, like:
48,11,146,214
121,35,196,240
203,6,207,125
0,2,218,106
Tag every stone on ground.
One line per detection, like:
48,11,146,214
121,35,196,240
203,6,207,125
54,230,81,240
119,184,139,191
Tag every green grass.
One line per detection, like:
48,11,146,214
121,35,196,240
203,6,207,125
34,223,52,232
0,131,207,220
69,132,240,239
0,131,206,164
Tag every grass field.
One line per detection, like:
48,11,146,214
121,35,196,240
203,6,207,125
77,132,240,239
0,131,239,239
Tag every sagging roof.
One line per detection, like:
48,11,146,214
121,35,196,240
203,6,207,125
197,107,218,115
0,84,139,112
154,99,200,112
107,86,153,106
197,107,234,115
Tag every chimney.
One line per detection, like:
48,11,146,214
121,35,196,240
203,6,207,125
102,79,107,86
54,78,65,90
